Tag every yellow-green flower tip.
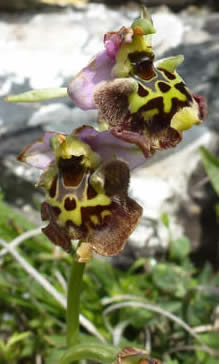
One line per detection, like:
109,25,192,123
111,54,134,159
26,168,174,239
50,134,100,168
170,100,201,132
132,18,156,36
156,55,184,73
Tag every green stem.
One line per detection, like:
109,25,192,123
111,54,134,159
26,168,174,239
66,258,85,347
60,343,118,364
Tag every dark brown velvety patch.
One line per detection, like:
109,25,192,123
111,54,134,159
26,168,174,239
138,84,149,97
158,127,182,150
52,206,61,216
94,78,134,127
102,160,130,197
136,94,191,135
41,201,72,252
136,60,156,81
174,82,192,102
87,184,98,199
81,204,111,226
59,156,84,187
87,194,143,256
64,197,76,211
49,176,57,198
158,81,171,93
158,68,176,80
128,51,152,63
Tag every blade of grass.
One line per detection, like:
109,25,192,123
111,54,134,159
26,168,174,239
0,238,105,343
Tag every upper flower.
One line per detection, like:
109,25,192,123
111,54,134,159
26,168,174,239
68,7,207,158
17,127,143,257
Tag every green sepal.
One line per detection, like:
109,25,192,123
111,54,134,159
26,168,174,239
5,87,68,103
156,55,184,73
131,18,156,35
59,343,118,364
131,6,155,35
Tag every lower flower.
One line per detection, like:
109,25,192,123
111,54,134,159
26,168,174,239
18,130,143,256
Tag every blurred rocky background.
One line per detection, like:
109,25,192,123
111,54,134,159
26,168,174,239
0,0,219,267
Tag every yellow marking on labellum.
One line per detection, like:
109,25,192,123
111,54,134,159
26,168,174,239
101,210,112,219
128,71,187,114
90,215,99,225
142,108,159,122
113,35,152,78
47,176,111,227
170,101,200,132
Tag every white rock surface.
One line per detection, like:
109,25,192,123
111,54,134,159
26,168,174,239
153,12,184,55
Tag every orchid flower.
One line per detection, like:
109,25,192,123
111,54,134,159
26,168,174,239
68,8,207,157
17,127,143,257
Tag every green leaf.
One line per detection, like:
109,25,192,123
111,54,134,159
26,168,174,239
161,211,170,228
7,332,31,349
5,87,68,103
198,263,212,284
196,332,219,363
153,263,193,297
169,236,191,261
59,343,118,364
165,359,179,364
200,147,219,196
45,348,66,364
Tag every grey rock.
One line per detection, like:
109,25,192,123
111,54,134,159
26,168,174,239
152,12,184,55
204,14,219,35
28,103,73,127
42,107,98,133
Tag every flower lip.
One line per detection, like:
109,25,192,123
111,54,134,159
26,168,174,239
18,127,144,256
40,159,143,256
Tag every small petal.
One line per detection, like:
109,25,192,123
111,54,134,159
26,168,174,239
155,55,184,73
104,32,123,60
104,27,134,60
68,50,115,109
17,132,56,169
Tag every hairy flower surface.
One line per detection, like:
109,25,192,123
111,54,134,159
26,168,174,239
18,128,143,256
68,8,207,158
